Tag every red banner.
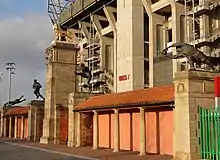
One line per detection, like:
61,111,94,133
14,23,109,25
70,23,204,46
214,77,220,97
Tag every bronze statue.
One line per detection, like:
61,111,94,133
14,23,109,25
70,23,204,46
33,79,45,100
157,42,220,71
3,95,26,107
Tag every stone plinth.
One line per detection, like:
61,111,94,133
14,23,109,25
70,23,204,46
40,41,78,144
173,70,218,160
28,100,44,141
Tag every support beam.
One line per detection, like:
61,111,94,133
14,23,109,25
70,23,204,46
101,26,113,36
14,116,17,138
79,21,90,42
91,15,103,39
113,109,119,152
76,112,81,147
20,116,24,139
3,118,7,137
139,107,146,156
9,116,12,138
151,0,172,12
171,2,185,77
93,111,98,149
103,6,117,33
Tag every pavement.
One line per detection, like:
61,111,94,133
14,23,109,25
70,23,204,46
0,138,173,160
0,140,89,160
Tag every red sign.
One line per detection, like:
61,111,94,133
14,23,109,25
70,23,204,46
118,74,130,81
214,77,220,97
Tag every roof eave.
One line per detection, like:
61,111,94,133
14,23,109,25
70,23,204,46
73,100,175,112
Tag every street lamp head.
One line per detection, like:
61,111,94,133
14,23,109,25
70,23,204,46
6,67,15,71
6,62,15,66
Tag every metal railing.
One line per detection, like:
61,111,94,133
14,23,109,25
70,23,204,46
199,107,220,159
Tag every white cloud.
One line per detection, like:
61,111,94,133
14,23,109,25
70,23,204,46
0,13,53,105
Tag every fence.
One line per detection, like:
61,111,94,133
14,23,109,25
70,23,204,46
199,107,220,159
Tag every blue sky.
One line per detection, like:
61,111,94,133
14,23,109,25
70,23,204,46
0,0,47,17
0,0,53,105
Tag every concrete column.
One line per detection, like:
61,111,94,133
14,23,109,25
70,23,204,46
28,106,34,141
9,117,12,138
67,93,76,147
76,112,81,147
200,15,210,39
139,107,146,156
117,0,144,92
113,109,119,152
0,110,3,137
93,111,98,149
3,117,7,137
20,116,24,139
171,3,185,77
173,71,219,160
14,116,17,138
186,17,193,43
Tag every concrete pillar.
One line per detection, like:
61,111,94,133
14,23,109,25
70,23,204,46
113,109,119,152
173,71,219,160
171,3,185,77
67,93,76,147
3,117,7,137
186,17,193,43
200,14,210,39
14,116,17,138
40,41,77,144
93,111,98,149
0,110,3,137
76,112,81,147
9,116,12,138
27,105,35,141
117,0,144,92
139,107,146,156
20,116,24,139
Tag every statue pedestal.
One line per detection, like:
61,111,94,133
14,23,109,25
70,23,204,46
40,41,77,144
173,70,219,160
28,100,44,142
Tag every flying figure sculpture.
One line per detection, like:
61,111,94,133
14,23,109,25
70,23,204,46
157,42,220,71
3,95,26,107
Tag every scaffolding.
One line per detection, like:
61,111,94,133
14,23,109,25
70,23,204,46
76,15,107,94
184,0,220,45
184,0,220,70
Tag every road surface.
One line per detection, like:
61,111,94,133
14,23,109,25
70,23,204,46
0,141,90,160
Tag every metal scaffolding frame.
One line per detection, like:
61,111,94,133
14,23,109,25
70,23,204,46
76,15,105,94
48,0,72,25
184,0,220,70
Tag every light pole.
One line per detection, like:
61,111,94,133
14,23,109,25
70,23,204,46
6,62,15,102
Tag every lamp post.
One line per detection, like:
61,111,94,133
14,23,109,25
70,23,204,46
6,62,15,102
